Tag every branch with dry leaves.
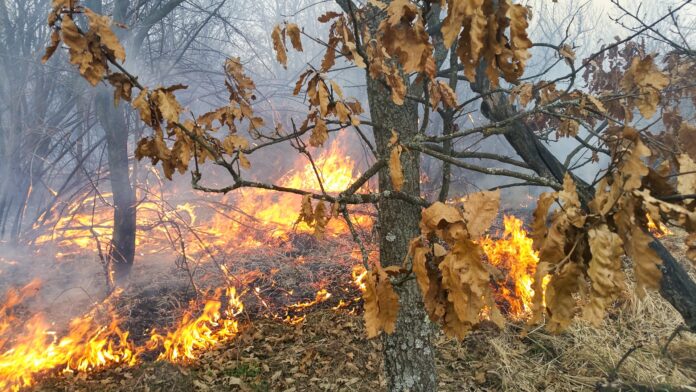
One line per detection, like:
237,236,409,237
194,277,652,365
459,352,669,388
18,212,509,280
43,0,696,343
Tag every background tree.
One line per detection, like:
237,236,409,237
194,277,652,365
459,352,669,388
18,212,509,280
1,0,277,287
0,0,85,240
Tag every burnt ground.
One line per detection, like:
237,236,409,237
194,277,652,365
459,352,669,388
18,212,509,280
30,297,696,392
7,225,696,391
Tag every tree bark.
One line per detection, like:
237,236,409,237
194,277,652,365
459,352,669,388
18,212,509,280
330,0,441,388
471,72,696,332
329,0,440,389
96,90,136,283
366,72,438,392
651,240,696,330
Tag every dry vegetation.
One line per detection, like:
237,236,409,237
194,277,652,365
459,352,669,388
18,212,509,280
28,292,696,392
3,0,696,391
25,232,696,392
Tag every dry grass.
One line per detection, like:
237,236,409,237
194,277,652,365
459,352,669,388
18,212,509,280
31,280,696,391
17,229,696,391
434,291,695,391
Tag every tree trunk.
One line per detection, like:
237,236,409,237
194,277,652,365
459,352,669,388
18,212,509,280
330,0,439,388
471,72,696,332
651,240,696,330
96,90,136,283
88,0,138,285
367,75,438,391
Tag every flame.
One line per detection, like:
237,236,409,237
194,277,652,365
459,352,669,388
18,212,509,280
647,213,672,237
480,215,548,317
244,140,371,239
12,135,571,387
150,287,243,362
351,265,368,292
280,289,334,325
0,287,139,391
286,289,332,311
0,284,245,389
34,139,372,259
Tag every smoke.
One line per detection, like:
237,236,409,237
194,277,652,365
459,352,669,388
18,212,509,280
1,0,693,329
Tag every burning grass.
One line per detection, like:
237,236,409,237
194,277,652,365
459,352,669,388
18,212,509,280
0,289,139,391
25,290,696,392
2,223,694,391
0,232,370,391
3,140,694,390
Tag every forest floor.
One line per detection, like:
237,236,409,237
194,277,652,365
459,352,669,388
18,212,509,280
21,232,696,391
29,293,696,392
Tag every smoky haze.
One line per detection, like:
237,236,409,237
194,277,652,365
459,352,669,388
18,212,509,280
0,0,693,314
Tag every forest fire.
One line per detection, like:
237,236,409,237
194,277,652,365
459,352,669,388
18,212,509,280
33,139,371,259
4,143,612,389
2,0,694,389
0,207,656,389
5,132,662,390
0,285,139,391
480,216,547,317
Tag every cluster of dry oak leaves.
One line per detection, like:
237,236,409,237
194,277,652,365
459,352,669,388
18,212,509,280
42,0,696,341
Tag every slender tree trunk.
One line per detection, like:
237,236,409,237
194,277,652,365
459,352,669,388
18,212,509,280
11,74,53,240
367,75,438,391
87,0,138,284
96,91,136,283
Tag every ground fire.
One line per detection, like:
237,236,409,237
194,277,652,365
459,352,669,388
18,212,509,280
3,0,696,390
0,140,565,391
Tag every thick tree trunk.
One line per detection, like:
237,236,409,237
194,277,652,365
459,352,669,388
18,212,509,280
331,0,439,388
471,73,696,331
367,76,438,391
96,91,136,283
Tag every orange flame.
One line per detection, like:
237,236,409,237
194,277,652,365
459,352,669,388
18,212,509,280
351,265,368,292
480,215,548,317
281,289,334,325
150,287,243,362
647,213,672,237
286,289,332,311
243,139,371,239
0,287,139,391
34,138,372,258
0,283,246,389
